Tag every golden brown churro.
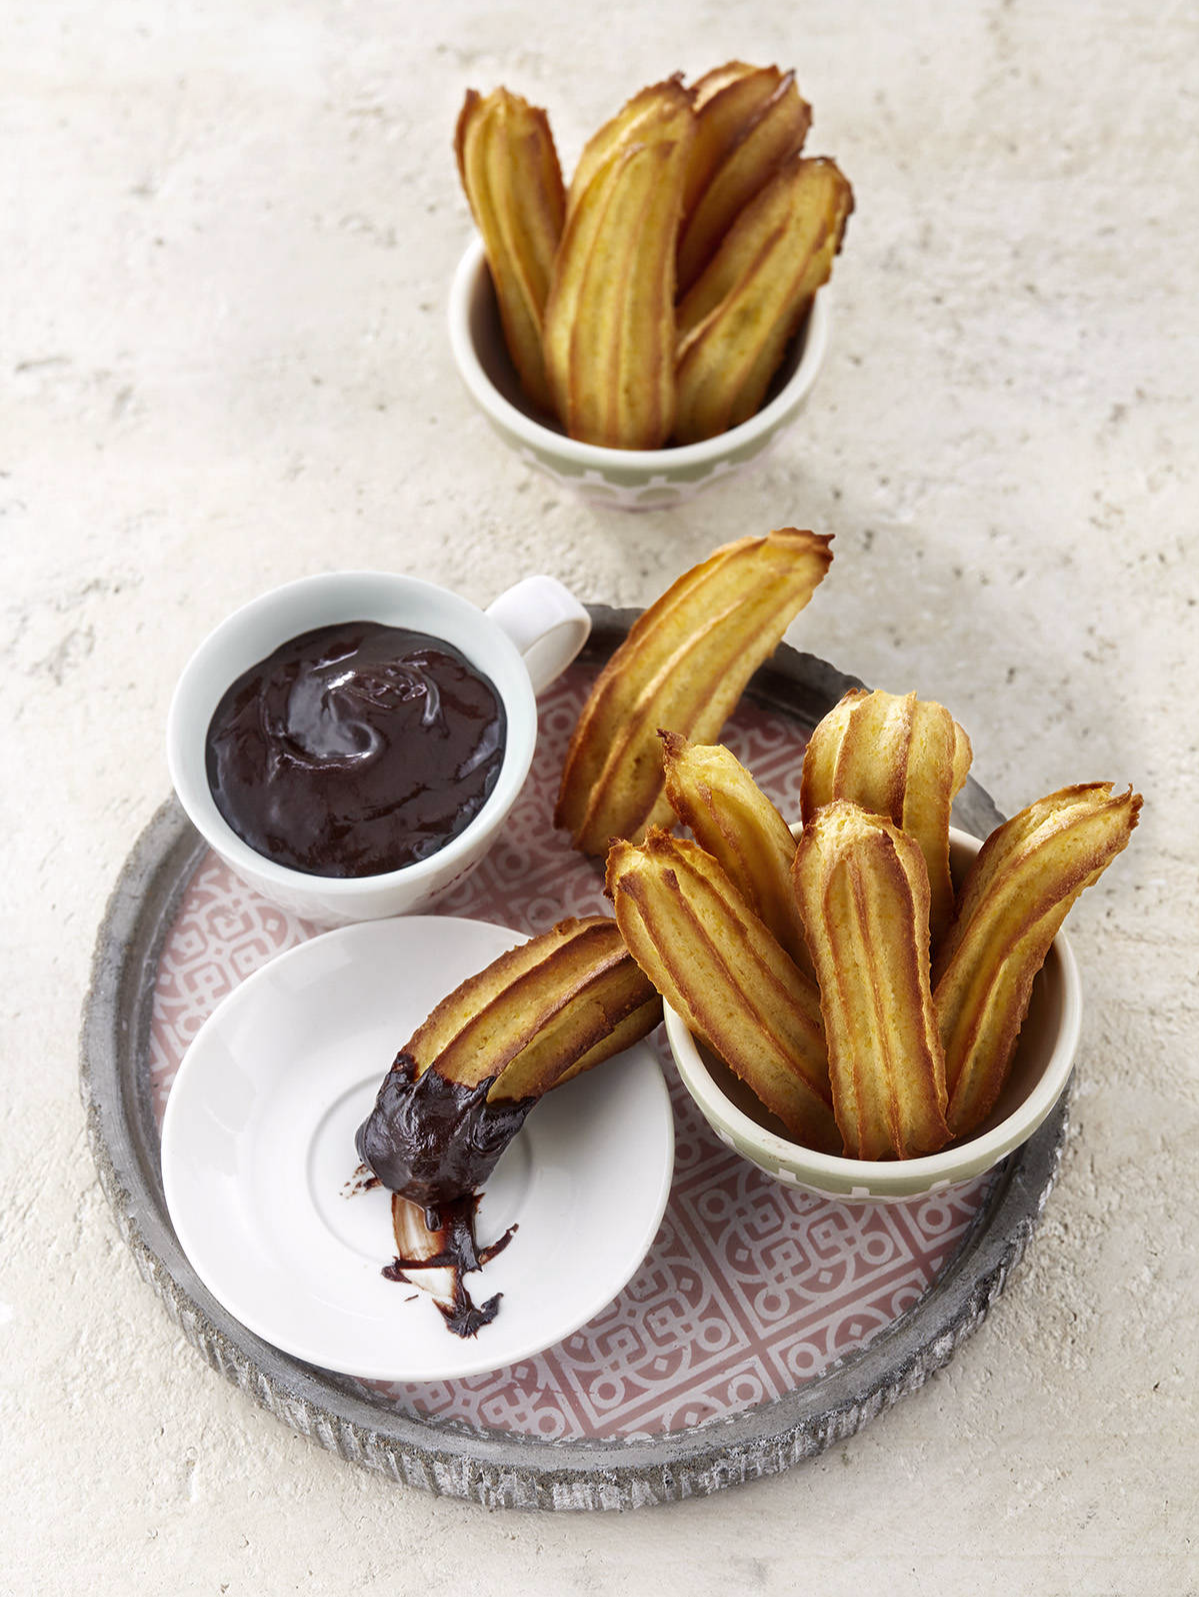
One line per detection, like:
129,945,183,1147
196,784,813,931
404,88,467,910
400,915,660,1099
659,730,810,972
933,784,1141,1136
681,63,780,221
555,530,833,856
606,829,838,1152
800,688,971,948
565,75,693,220
792,801,951,1159
673,155,853,444
355,916,662,1337
676,68,811,296
543,82,695,448
455,88,565,414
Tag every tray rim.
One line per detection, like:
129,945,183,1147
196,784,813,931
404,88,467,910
79,611,1069,1511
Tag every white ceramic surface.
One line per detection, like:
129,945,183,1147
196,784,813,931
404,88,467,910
160,914,675,1382
665,828,1083,1202
166,569,590,924
448,237,830,510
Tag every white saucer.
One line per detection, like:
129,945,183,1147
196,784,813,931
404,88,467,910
160,914,674,1382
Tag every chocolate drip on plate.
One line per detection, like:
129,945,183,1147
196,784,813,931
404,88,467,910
356,1053,535,1339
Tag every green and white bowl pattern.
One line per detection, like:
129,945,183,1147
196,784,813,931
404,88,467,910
448,237,830,511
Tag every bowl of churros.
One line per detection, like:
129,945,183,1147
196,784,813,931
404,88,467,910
605,697,1140,1203
449,240,830,513
662,827,1084,1203
448,67,852,510
555,533,1140,1203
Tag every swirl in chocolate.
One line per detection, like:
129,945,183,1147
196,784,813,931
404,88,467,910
205,621,506,878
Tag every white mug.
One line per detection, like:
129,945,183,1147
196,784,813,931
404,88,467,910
167,570,591,925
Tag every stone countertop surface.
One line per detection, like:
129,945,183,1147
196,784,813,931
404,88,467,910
4,1,1196,1591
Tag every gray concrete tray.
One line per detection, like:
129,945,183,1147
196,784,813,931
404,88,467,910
79,613,1068,1510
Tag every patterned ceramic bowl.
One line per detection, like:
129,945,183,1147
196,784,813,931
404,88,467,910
664,828,1083,1202
447,237,830,512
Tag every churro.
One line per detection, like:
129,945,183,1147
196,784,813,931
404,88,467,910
606,829,838,1152
556,530,833,855
801,688,971,947
792,801,950,1159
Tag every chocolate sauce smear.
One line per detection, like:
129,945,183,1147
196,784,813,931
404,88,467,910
384,1193,518,1338
205,621,506,878
356,1053,535,1338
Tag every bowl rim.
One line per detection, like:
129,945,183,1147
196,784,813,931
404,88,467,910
165,569,539,901
447,235,830,470
664,825,1083,1188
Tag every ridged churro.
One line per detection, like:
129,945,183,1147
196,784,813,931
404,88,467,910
682,63,778,220
403,915,660,1099
357,915,661,1203
674,155,853,443
455,87,565,414
676,68,811,296
555,530,833,856
659,730,810,972
792,801,951,1160
933,784,1142,1136
801,688,971,948
356,915,662,1337
543,85,695,448
606,829,838,1152
565,75,693,220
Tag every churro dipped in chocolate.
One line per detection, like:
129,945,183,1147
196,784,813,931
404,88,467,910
357,916,660,1335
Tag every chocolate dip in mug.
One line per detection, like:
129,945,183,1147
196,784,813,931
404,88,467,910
168,571,590,924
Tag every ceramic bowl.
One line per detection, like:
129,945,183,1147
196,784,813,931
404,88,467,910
447,236,830,512
167,570,590,926
665,827,1082,1202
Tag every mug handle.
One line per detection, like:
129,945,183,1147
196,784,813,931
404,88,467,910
485,575,592,696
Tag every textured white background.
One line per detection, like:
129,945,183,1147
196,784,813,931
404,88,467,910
3,1,1196,1592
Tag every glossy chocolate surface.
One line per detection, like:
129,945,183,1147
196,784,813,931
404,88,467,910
355,1052,535,1208
205,621,506,878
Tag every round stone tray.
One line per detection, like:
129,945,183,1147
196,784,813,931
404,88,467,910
79,609,1068,1511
